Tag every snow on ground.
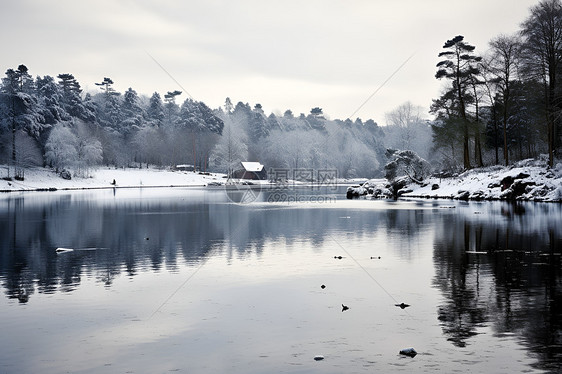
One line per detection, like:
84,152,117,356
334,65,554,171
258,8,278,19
2,159,561,202
0,166,228,192
398,159,562,202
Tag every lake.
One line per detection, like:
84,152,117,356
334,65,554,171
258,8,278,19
0,186,561,373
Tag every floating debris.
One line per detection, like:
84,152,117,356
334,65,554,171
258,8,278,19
334,256,344,259
314,355,325,361
55,247,74,253
395,303,410,309
342,304,349,312
399,347,417,357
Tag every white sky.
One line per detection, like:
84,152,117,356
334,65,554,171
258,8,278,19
0,0,539,124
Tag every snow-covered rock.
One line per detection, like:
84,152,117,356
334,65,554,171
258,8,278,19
359,159,562,202
346,179,393,199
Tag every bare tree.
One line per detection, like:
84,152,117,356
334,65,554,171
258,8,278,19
486,34,522,165
521,0,562,167
385,101,432,160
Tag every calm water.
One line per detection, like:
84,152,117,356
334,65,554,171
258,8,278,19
0,187,561,374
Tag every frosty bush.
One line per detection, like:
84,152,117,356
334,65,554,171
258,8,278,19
44,124,78,172
75,138,103,177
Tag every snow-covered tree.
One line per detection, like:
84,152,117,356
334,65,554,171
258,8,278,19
210,111,248,174
75,137,103,177
384,149,431,184
44,124,78,172
120,87,144,135
36,75,68,125
146,92,165,127
57,73,91,121
163,90,181,127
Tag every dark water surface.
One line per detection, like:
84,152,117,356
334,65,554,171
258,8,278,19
0,187,561,373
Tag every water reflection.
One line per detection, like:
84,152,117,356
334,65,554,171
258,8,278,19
1,188,401,302
1,191,561,373
432,202,562,373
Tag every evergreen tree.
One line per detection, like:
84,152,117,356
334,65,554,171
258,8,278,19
81,93,97,123
36,75,68,125
163,90,182,127
94,77,121,131
1,65,44,176
120,87,144,135
146,92,165,127
224,97,233,114
248,104,269,142
435,35,482,169
57,73,89,121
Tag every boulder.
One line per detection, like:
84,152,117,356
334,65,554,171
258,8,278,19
456,190,470,201
500,176,513,191
399,348,417,357
60,169,72,180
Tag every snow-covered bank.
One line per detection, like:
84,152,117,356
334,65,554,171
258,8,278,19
0,166,227,192
360,159,562,202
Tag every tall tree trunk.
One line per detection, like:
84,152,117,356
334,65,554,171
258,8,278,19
463,125,470,169
493,110,499,165
472,80,483,168
548,61,556,168
474,129,483,167
502,97,509,166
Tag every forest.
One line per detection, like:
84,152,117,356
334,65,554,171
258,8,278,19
0,0,561,181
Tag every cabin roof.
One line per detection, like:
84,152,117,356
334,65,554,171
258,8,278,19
241,162,264,172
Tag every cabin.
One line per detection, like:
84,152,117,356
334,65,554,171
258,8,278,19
231,162,267,180
175,164,197,172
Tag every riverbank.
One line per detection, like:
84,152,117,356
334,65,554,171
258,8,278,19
398,159,562,202
0,166,227,192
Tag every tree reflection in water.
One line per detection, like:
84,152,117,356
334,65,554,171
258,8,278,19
432,202,562,372
1,193,561,372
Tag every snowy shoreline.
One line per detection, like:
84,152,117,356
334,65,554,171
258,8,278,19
2,160,561,203
358,159,562,203
0,166,226,193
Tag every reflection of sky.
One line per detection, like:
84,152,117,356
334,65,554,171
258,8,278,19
1,192,559,373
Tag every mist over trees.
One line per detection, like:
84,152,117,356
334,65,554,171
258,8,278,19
0,69,388,180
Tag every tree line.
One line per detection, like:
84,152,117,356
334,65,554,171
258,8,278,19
432,0,562,170
0,67,225,179
2,0,560,181
0,65,400,179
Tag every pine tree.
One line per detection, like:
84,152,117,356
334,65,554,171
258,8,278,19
1,65,44,177
146,92,165,127
57,73,89,121
435,35,482,169
120,87,144,135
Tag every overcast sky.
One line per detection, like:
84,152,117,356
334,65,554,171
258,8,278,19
1,0,539,124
